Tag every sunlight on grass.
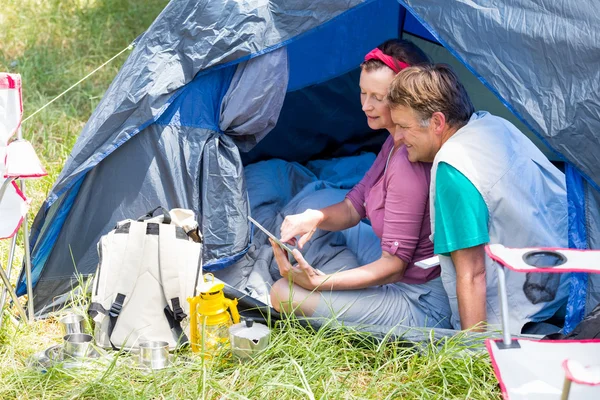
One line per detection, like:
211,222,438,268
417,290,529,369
0,295,501,399
0,1,501,398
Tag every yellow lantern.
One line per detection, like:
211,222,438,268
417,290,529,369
187,273,240,355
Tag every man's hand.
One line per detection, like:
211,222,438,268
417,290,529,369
270,239,326,290
451,244,487,331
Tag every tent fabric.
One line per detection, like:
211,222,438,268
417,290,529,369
219,48,288,152
45,0,364,203
565,166,589,332
20,0,600,325
400,0,600,190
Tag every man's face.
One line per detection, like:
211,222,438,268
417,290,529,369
390,105,440,162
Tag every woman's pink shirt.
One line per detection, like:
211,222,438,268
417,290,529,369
346,136,440,284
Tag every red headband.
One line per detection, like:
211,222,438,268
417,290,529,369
364,48,410,74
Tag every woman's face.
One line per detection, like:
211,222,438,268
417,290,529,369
359,67,396,132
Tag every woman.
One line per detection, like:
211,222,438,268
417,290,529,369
269,39,452,329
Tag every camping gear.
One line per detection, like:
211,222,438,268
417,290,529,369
59,314,85,335
486,245,600,275
0,72,46,325
486,339,600,400
89,207,203,350
562,359,600,400
188,274,240,354
18,0,600,341
229,318,271,359
138,340,170,370
485,243,600,397
486,244,600,342
28,343,104,371
63,333,93,359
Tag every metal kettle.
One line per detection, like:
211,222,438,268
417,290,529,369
229,318,270,359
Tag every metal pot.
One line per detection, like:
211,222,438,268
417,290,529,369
229,318,270,359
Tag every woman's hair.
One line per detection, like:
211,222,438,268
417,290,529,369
361,39,431,72
387,64,475,127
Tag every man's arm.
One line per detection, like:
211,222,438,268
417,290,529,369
451,244,487,331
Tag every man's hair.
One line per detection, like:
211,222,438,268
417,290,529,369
387,64,474,127
361,39,431,72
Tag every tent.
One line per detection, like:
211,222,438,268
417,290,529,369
20,0,600,336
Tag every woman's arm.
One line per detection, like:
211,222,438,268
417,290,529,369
313,250,406,290
272,242,406,290
317,198,362,231
280,199,361,247
280,138,392,247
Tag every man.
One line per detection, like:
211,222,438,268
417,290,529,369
386,64,569,334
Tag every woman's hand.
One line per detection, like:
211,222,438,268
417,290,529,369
270,239,326,290
280,209,324,248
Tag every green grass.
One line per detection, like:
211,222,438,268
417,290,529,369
0,1,501,398
0,305,500,399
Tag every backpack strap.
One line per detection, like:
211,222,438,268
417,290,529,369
106,220,147,345
158,223,191,346
138,206,172,225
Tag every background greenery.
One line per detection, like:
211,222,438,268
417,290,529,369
0,1,501,398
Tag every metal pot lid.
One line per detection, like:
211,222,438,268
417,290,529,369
229,318,270,341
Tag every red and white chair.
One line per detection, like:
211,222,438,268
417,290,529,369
485,244,600,399
0,73,47,324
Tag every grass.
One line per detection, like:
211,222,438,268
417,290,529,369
0,1,502,398
0,303,500,399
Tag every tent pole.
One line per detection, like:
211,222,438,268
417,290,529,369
0,234,18,330
496,265,513,347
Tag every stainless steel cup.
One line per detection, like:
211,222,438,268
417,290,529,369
59,314,85,335
139,341,170,370
63,333,93,358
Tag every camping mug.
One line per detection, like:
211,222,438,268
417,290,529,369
59,314,85,335
63,333,93,358
139,341,170,370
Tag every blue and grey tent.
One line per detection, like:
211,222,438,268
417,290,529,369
20,0,600,334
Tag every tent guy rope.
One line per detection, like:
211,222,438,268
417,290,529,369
21,43,134,124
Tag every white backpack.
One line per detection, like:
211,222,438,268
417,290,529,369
89,208,202,350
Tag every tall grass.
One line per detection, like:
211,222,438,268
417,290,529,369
0,1,501,398
0,302,500,399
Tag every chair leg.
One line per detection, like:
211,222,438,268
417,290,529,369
0,177,16,200
496,264,514,347
560,376,572,400
0,261,28,322
0,234,18,331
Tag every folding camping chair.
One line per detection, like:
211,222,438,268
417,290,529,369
485,244,600,400
0,73,47,326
